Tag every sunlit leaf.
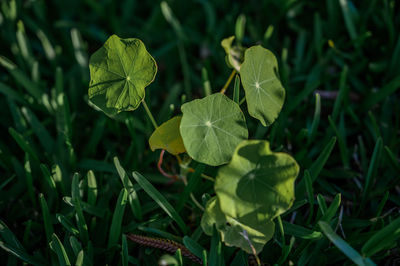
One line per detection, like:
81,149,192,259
149,116,186,155
240,45,285,126
201,197,274,254
88,35,157,116
180,93,248,166
215,140,299,223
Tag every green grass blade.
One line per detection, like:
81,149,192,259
313,13,323,58
36,30,56,61
319,221,374,266
0,56,43,102
75,250,84,266
320,194,341,222
363,76,400,110
21,107,55,154
0,220,24,250
362,217,400,257
131,171,188,234
114,157,142,220
338,0,357,40
384,146,400,172
8,127,39,163
40,164,57,193
69,236,82,256
202,67,212,97
0,82,26,104
308,93,321,143
138,226,182,242
183,236,205,261
282,221,322,239
177,164,205,211
8,99,27,132
160,1,191,98
233,74,240,104
56,214,79,235
304,170,314,223
0,231,44,266
328,116,349,168
235,14,246,44
175,248,183,266
297,137,336,196
202,250,208,266
121,234,128,266
361,137,383,205
39,194,54,244
310,137,336,180
24,154,36,208
317,194,328,216
208,226,222,266
63,197,106,218
332,66,349,121
86,170,97,205
108,188,128,249
49,234,71,266
71,173,89,244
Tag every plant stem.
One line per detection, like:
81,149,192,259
142,99,158,129
239,96,246,105
220,69,236,94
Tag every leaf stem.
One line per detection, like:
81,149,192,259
239,97,246,105
220,69,236,94
142,99,158,129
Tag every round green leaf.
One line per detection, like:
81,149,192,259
201,197,275,254
180,93,248,166
88,35,157,116
215,140,299,224
149,116,186,155
240,45,285,126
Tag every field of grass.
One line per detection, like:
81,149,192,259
0,0,400,265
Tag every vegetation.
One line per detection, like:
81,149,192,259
1,0,399,265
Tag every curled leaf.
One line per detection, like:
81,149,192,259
149,116,186,155
221,36,245,71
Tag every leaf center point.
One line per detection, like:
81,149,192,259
205,121,212,127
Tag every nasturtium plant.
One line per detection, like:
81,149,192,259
240,45,285,126
86,34,297,257
149,116,186,155
215,140,299,222
180,93,248,166
201,196,275,254
88,35,157,116
221,36,245,71
201,140,298,254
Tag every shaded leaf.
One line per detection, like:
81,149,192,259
215,140,299,223
201,197,274,254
